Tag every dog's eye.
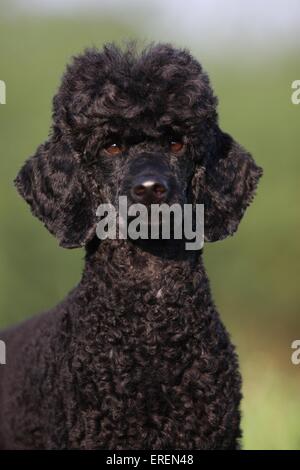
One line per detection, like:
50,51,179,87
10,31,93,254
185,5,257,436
170,140,184,153
105,144,124,156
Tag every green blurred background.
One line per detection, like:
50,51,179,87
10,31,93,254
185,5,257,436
0,0,299,450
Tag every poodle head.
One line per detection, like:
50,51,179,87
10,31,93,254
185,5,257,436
15,42,262,248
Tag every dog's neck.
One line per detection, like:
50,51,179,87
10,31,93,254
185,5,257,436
65,239,213,401
80,238,206,304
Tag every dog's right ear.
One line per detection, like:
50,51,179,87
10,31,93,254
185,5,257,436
15,136,97,248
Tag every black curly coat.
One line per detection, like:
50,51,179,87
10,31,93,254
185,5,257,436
0,43,262,449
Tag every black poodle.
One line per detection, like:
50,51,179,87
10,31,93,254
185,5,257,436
0,43,262,449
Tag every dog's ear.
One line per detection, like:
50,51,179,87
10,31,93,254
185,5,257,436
193,127,263,242
15,135,97,248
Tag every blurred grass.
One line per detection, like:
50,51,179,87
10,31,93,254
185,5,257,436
0,17,299,449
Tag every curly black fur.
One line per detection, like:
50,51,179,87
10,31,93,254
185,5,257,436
0,43,262,449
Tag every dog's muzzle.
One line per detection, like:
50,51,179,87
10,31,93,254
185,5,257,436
124,153,176,206
130,174,169,205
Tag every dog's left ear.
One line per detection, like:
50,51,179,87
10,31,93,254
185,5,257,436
193,127,263,242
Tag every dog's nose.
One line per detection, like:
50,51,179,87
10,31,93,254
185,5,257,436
131,176,169,204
